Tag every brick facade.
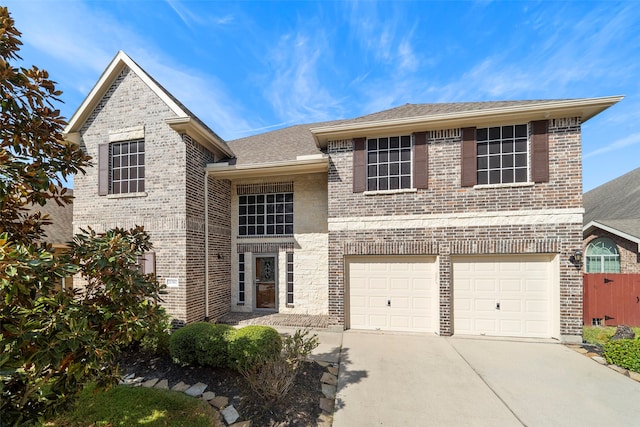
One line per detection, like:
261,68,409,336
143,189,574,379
73,67,230,325
326,118,584,340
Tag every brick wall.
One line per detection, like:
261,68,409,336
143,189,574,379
326,118,584,340
584,230,640,273
73,66,228,325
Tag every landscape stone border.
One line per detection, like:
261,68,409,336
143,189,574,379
120,358,338,426
566,344,640,382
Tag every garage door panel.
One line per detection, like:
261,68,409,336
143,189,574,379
454,256,554,338
348,257,437,332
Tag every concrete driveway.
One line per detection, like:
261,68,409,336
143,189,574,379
332,332,640,426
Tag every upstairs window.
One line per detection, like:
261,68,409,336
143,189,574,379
366,135,412,191
110,139,145,194
586,237,620,273
476,124,528,185
239,193,293,236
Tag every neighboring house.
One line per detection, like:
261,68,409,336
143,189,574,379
28,189,74,290
583,167,640,273
64,51,622,342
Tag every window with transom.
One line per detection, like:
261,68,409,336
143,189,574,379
586,237,620,273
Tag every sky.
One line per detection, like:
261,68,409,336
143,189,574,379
6,0,640,191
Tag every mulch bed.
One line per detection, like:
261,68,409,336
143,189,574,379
117,349,325,426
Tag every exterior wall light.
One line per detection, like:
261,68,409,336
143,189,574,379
570,250,583,266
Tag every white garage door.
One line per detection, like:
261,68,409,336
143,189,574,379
453,255,555,338
348,257,438,332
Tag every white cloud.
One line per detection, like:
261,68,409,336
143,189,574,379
263,31,344,123
6,0,251,140
583,132,640,159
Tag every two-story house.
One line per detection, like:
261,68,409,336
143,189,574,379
65,51,622,343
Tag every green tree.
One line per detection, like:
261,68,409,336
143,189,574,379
0,7,164,425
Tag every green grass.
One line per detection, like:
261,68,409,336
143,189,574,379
45,384,220,427
583,326,640,346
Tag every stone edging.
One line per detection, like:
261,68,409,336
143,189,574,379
120,358,338,426
566,344,640,382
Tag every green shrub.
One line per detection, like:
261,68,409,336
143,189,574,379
169,322,233,367
603,339,640,373
195,324,234,367
227,325,282,371
138,307,172,355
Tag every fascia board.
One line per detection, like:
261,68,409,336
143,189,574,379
206,157,329,178
65,51,188,134
583,220,640,252
310,96,624,147
166,117,234,158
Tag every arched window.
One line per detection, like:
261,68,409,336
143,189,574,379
585,237,620,273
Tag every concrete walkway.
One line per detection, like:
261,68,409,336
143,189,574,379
332,331,640,427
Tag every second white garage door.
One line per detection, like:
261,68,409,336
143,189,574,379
453,255,556,338
347,256,438,333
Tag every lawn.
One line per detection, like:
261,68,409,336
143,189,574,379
583,326,640,346
45,383,220,427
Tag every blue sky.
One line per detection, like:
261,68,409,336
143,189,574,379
6,0,640,191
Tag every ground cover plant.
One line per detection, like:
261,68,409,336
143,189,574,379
582,326,640,346
43,383,219,427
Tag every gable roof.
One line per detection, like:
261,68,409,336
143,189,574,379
583,167,640,247
63,51,233,158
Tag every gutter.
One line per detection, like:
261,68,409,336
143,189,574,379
204,168,210,320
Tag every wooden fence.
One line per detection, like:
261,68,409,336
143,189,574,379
583,273,640,326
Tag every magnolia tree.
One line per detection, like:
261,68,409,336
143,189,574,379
0,8,164,425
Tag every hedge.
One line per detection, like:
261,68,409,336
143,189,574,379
602,339,640,373
227,325,283,371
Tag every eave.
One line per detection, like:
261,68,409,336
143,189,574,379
166,117,234,158
583,220,640,252
310,96,624,148
205,155,329,179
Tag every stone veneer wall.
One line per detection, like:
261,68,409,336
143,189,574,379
73,66,224,325
229,173,328,315
326,118,584,340
584,230,640,273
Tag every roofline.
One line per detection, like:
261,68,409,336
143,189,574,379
205,155,329,178
310,96,624,147
583,220,640,252
65,51,187,133
166,117,234,158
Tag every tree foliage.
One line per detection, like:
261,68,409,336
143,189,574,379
0,7,164,426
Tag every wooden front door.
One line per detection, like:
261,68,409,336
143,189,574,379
255,256,276,309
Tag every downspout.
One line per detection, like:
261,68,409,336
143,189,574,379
204,168,210,320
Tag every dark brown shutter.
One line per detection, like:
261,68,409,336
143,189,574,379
413,132,428,189
353,137,366,193
531,120,549,183
98,143,109,196
461,127,477,187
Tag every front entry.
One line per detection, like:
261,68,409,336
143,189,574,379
255,256,277,309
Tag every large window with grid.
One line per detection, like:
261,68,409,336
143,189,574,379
477,124,528,185
586,237,621,273
367,135,412,191
238,193,293,236
110,139,145,194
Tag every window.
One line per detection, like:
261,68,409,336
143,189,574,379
286,252,294,305
110,139,145,194
238,254,245,303
586,237,620,273
476,124,528,185
366,135,412,191
238,193,293,236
